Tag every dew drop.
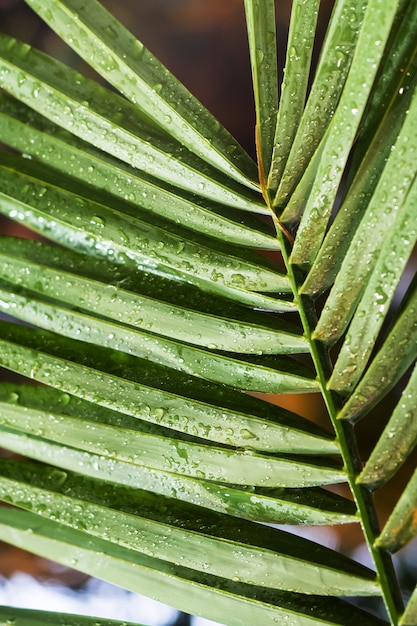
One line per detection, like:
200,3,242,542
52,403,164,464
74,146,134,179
230,273,246,288
90,215,106,228
105,54,119,72
132,40,144,60
241,428,256,440
153,83,163,94
152,407,165,422
256,48,265,64
104,24,118,39
289,46,299,61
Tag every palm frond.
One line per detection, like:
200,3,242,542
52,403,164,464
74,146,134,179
0,1,416,625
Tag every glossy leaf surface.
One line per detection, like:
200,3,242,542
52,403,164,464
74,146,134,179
376,468,417,552
244,0,278,178
0,0,416,624
0,508,387,625
275,0,367,209
0,94,276,249
290,0,401,267
359,363,417,489
268,0,320,195
0,35,262,210
24,0,259,188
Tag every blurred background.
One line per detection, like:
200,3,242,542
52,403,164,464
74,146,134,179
0,0,415,624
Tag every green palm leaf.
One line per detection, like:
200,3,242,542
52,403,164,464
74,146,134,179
0,94,276,249
0,507,388,626
0,0,416,625
400,587,417,626
0,607,144,626
0,425,351,526
288,0,402,267
0,34,262,210
268,0,320,195
24,0,258,188
272,0,367,206
0,460,369,595
375,467,417,552
359,362,417,489
244,0,278,178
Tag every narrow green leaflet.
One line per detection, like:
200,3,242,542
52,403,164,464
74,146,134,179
244,0,278,178
0,428,351,526
0,403,344,488
0,329,319,399
290,0,401,267
0,346,330,456
337,286,417,421
24,0,259,189
0,323,323,447
329,176,417,392
301,54,417,297
268,0,320,194
400,586,417,626
0,508,386,626
0,407,354,527
0,246,302,353
375,467,417,553
0,310,317,396
358,363,417,490
352,0,417,167
0,287,309,390
0,93,277,250
0,483,361,596
0,158,292,311
0,233,295,317
273,0,367,206
18,453,339,535
0,34,264,211
314,82,417,345
0,237,297,351
0,607,139,626
0,260,296,352
279,140,325,226
0,464,372,595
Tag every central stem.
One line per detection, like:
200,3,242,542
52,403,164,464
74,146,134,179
274,222,404,626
